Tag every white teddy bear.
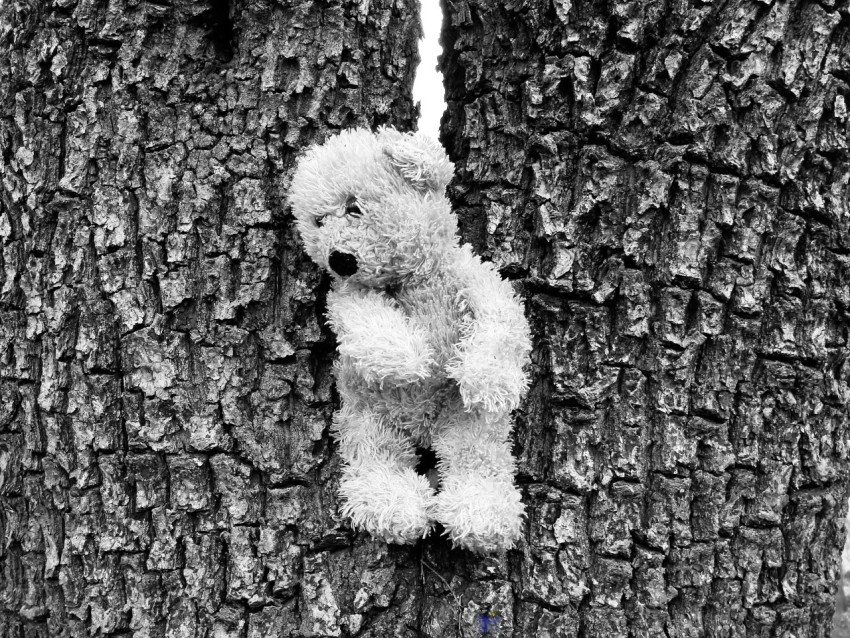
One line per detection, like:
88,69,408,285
288,127,532,553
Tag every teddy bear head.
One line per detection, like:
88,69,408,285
289,127,458,288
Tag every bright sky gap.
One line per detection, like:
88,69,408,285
413,1,447,142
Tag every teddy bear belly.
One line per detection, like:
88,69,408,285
336,369,463,448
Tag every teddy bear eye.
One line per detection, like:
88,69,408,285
344,197,362,218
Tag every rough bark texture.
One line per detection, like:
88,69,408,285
3,0,850,636
0,1,424,636
439,0,850,636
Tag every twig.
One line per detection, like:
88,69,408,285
420,556,464,637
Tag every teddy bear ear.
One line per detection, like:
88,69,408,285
379,128,455,193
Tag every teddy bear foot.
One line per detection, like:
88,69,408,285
432,475,524,553
339,465,434,545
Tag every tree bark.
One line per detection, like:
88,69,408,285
3,0,850,636
439,0,850,636
0,1,423,636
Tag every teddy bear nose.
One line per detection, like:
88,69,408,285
329,251,358,277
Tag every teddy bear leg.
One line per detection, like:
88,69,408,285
334,407,434,544
431,416,524,553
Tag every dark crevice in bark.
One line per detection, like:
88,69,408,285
200,0,235,62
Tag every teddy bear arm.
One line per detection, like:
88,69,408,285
445,251,532,413
327,288,435,386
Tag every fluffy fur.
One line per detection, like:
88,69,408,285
289,127,532,553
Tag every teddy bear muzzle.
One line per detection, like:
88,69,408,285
329,251,358,277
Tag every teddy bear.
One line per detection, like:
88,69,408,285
288,126,532,553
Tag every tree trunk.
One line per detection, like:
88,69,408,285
439,0,850,636
3,0,850,636
0,1,423,636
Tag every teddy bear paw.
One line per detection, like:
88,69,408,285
432,475,524,553
339,466,434,544
446,344,528,414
